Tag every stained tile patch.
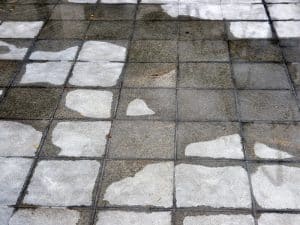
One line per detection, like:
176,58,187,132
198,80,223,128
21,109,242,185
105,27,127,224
254,142,294,159
183,215,255,225
274,21,300,38
0,21,43,39
126,99,155,116
228,22,272,39
258,213,300,225
0,207,13,225
0,40,29,60
268,4,300,20
29,46,79,61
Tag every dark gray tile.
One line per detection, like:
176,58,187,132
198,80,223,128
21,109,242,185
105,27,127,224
178,90,237,121
288,62,300,88
137,4,178,20
0,61,21,86
50,4,94,20
281,39,300,63
92,4,136,20
134,21,177,40
179,63,233,88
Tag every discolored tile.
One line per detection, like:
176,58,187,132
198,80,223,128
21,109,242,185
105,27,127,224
0,88,61,119
229,40,282,62
179,21,226,40
92,4,136,20
108,120,175,159
117,88,176,120
176,122,241,159
86,21,133,40
0,207,13,225
123,63,176,88
281,39,300,62
0,61,21,86
137,4,178,20
134,21,178,40
233,63,290,89
0,21,43,38
129,40,177,62
179,63,233,88
50,4,94,20
39,21,89,39
0,40,31,60
179,40,229,62
178,90,237,121
258,213,300,225
288,62,300,87
238,90,300,121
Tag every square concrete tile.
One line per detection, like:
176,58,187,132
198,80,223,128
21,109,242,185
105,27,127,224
50,4,94,20
179,41,229,62
176,122,241,159
129,40,177,62
0,40,32,60
98,160,173,207
137,4,178,20
178,3,223,20
250,164,300,209
288,62,300,88
0,157,33,205
243,123,300,160
117,88,176,120
179,21,226,40
29,40,80,61
238,90,300,121
86,21,133,40
0,22,43,39
134,21,178,40
0,61,21,86
281,40,300,62
179,63,233,88
123,63,176,88
258,213,300,225
233,63,290,89
0,120,47,157
176,162,251,208
24,160,100,206
55,89,117,119
0,88,61,119
0,206,13,225
108,120,175,159
38,21,89,39
42,120,111,157
178,90,237,121
2,4,53,20
92,4,136,20
230,40,282,62
9,208,90,225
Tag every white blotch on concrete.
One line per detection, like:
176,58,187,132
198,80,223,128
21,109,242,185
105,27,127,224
274,21,300,38
142,0,178,3
0,41,28,60
96,211,171,225
183,215,255,225
102,0,137,3
68,0,97,3
65,89,113,118
69,62,124,87
0,21,43,39
0,121,42,157
254,142,293,159
20,62,72,85
0,157,33,205
104,162,173,207
269,4,300,20
9,208,80,225
0,90,3,96
222,4,267,20
266,0,299,2
229,22,272,39
52,121,111,157
29,46,79,61
179,3,223,20
126,99,155,116
0,207,13,225
175,164,251,208
78,41,126,62
24,160,100,206
185,134,244,159
258,213,300,225
252,165,300,209
151,69,176,87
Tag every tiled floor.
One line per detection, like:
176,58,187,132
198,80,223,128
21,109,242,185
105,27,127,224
0,0,300,225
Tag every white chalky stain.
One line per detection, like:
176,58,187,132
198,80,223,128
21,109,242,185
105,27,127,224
96,211,172,225
24,160,100,206
258,213,300,225
274,21,300,38
78,41,127,62
52,121,111,157
0,21,43,39
0,90,2,96
126,99,155,116
0,41,28,60
179,3,223,20
254,142,294,159
68,0,97,3
69,62,124,87
65,89,113,118
150,69,176,87
20,62,72,85
269,4,300,20
252,165,300,209
104,162,173,208
0,207,13,225
185,134,244,159
222,4,267,20
0,121,42,157
8,208,80,225
183,215,255,225
0,157,33,205
229,22,272,39
102,0,137,3
175,164,251,208
29,46,79,61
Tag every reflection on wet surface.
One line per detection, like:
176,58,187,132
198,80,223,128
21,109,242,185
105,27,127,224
0,0,300,225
